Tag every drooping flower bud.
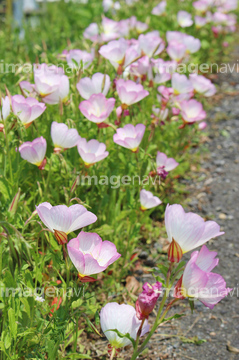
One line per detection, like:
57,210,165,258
8,188,21,214
136,282,162,320
168,238,183,263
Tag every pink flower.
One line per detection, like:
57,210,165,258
167,41,187,62
36,203,97,245
19,136,47,169
83,23,100,42
165,204,224,254
113,124,145,152
183,35,201,53
180,99,207,123
189,74,216,97
198,121,207,130
151,1,167,15
136,282,162,320
130,56,151,79
77,73,111,100
138,33,165,57
66,49,94,70
0,96,11,121
19,81,36,97
116,79,149,107
77,138,109,166
177,11,193,27
193,0,209,12
100,303,149,348
172,73,194,95
12,95,46,128
79,93,115,124
101,17,121,42
140,190,162,210
51,122,80,152
175,245,232,309
34,64,69,105
195,16,207,28
156,151,179,179
135,21,148,33
67,231,121,280
99,38,139,71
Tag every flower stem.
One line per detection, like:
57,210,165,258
110,347,116,360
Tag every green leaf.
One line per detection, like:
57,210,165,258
8,308,17,340
163,313,185,322
0,177,11,201
105,329,136,348
20,297,31,319
83,314,102,337
4,332,11,349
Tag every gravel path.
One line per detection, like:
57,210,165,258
143,45,239,360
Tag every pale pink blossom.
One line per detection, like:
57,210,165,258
175,245,232,309
77,138,109,166
19,81,37,97
189,74,216,96
135,21,148,33
172,73,194,95
138,33,165,57
34,64,69,105
100,303,149,348
140,190,162,210
77,73,111,100
193,0,210,12
67,231,121,278
19,137,47,168
151,1,167,15
36,203,97,239
198,121,207,130
177,11,194,27
79,93,115,124
195,16,207,28
165,204,224,254
113,124,145,151
83,23,100,42
167,41,186,61
183,35,201,53
101,17,121,42
156,151,179,179
12,95,46,128
116,79,149,106
180,99,206,123
66,49,94,70
51,122,80,152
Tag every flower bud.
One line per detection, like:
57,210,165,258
136,282,162,320
168,238,183,263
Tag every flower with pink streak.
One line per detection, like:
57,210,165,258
51,122,80,152
116,79,149,107
152,1,167,15
198,121,207,130
167,41,187,62
140,190,162,210
77,73,111,100
195,16,207,28
36,203,97,245
77,138,109,167
67,231,121,280
157,86,174,102
136,282,162,320
189,74,216,97
165,204,224,254
130,56,151,80
34,64,69,105
79,93,115,124
83,23,100,42
0,96,11,121
12,95,46,128
100,303,149,349
19,136,47,169
156,151,179,179
66,49,94,70
172,73,194,95
101,17,121,42
180,99,206,123
177,11,193,27
175,245,232,309
138,33,165,58
113,124,145,152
